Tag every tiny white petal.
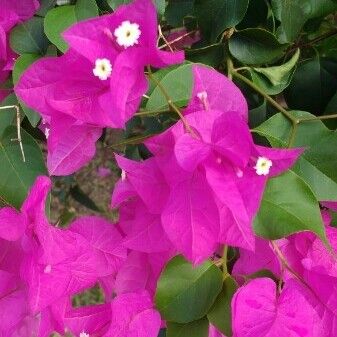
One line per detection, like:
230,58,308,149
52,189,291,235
45,128,50,139
93,58,112,81
114,20,141,48
80,332,90,337
44,265,52,274
254,157,273,176
197,91,210,110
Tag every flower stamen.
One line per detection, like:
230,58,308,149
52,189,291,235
254,157,273,176
114,20,141,48
93,58,112,81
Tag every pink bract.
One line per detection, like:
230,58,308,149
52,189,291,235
232,278,322,337
104,291,161,337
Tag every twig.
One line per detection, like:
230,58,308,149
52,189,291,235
288,28,337,53
159,30,198,50
0,105,25,162
231,71,297,124
222,245,229,278
299,114,337,122
146,66,197,137
158,25,174,52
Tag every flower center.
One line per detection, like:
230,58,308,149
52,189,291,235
93,58,112,81
114,20,141,48
254,157,273,176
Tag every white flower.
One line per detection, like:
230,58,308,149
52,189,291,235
114,20,141,48
80,332,90,337
93,58,112,81
254,157,273,176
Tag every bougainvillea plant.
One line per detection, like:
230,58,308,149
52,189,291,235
1,0,337,336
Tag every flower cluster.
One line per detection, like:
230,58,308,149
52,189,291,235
15,0,183,175
113,65,303,264
232,207,337,337
0,176,163,337
3,0,337,336
0,0,39,101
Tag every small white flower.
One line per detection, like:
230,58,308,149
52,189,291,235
254,157,273,176
197,91,210,110
44,265,52,274
114,20,141,48
80,332,90,337
93,58,112,81
44,128,50,139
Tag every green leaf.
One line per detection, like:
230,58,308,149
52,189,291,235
155,0,166,15
237,0,268,29
0,126,47,209
10,17,49,55
108,0,163,13
75,0,99,21
0,95,17,138
13,54,41,127
254,170,327,243
324,91,337,128
167,317,209,337
272,0,311,43
69,185,101,212
249,100,267,129
229,28,287,65
250,49,300,95
37,0,57,16
255,111,337,201
207,276,238,336
155,255,223,323
284,57,337,115
146,63,196,111
194,0,249,42
44,6,77,52
186,44,225,67
165,0,194,27
272,0,337,42
106,0,131,9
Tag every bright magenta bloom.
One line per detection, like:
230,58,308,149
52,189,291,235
16,0,184,128
111,65,303,264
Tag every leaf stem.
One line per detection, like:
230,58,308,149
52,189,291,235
299,114,337,122
135,108,171,117
146,66,197,137
231,70,297,124
222,245,229,278
288,28,337,53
